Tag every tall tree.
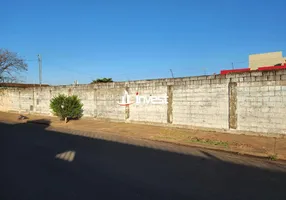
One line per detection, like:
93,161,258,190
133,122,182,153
0,49,28,83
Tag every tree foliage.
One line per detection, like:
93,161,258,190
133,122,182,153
50,94,83,121
0,49,28,83
91,78,113,84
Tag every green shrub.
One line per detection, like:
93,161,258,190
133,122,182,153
50,94,83,121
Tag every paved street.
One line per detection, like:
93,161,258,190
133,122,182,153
0,122,286,200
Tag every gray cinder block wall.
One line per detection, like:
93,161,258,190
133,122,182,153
1,70,286,136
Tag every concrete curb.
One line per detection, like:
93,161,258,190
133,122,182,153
147,138,273,161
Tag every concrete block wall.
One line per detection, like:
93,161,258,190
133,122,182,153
1,69,286,136
236,71,286,134
94,86,125,120
172,78,229,129
0,88,21,112
34,87,52,115
19,88,34,113
128,82,168,123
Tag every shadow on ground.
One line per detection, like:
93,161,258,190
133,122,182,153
0,120,286,200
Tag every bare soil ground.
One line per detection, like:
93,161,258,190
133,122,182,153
1,121,286,199
1,111,285,160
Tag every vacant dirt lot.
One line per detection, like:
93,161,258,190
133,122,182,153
1,117,286,199
1,111,286,160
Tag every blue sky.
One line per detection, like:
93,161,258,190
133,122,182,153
1,0,286,85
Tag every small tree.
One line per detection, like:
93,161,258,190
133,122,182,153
50,94,83,123
91,78,113,84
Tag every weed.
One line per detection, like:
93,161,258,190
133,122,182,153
268,154,278,161
188,137,229,148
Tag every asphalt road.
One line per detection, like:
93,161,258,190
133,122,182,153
0,122,286,200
